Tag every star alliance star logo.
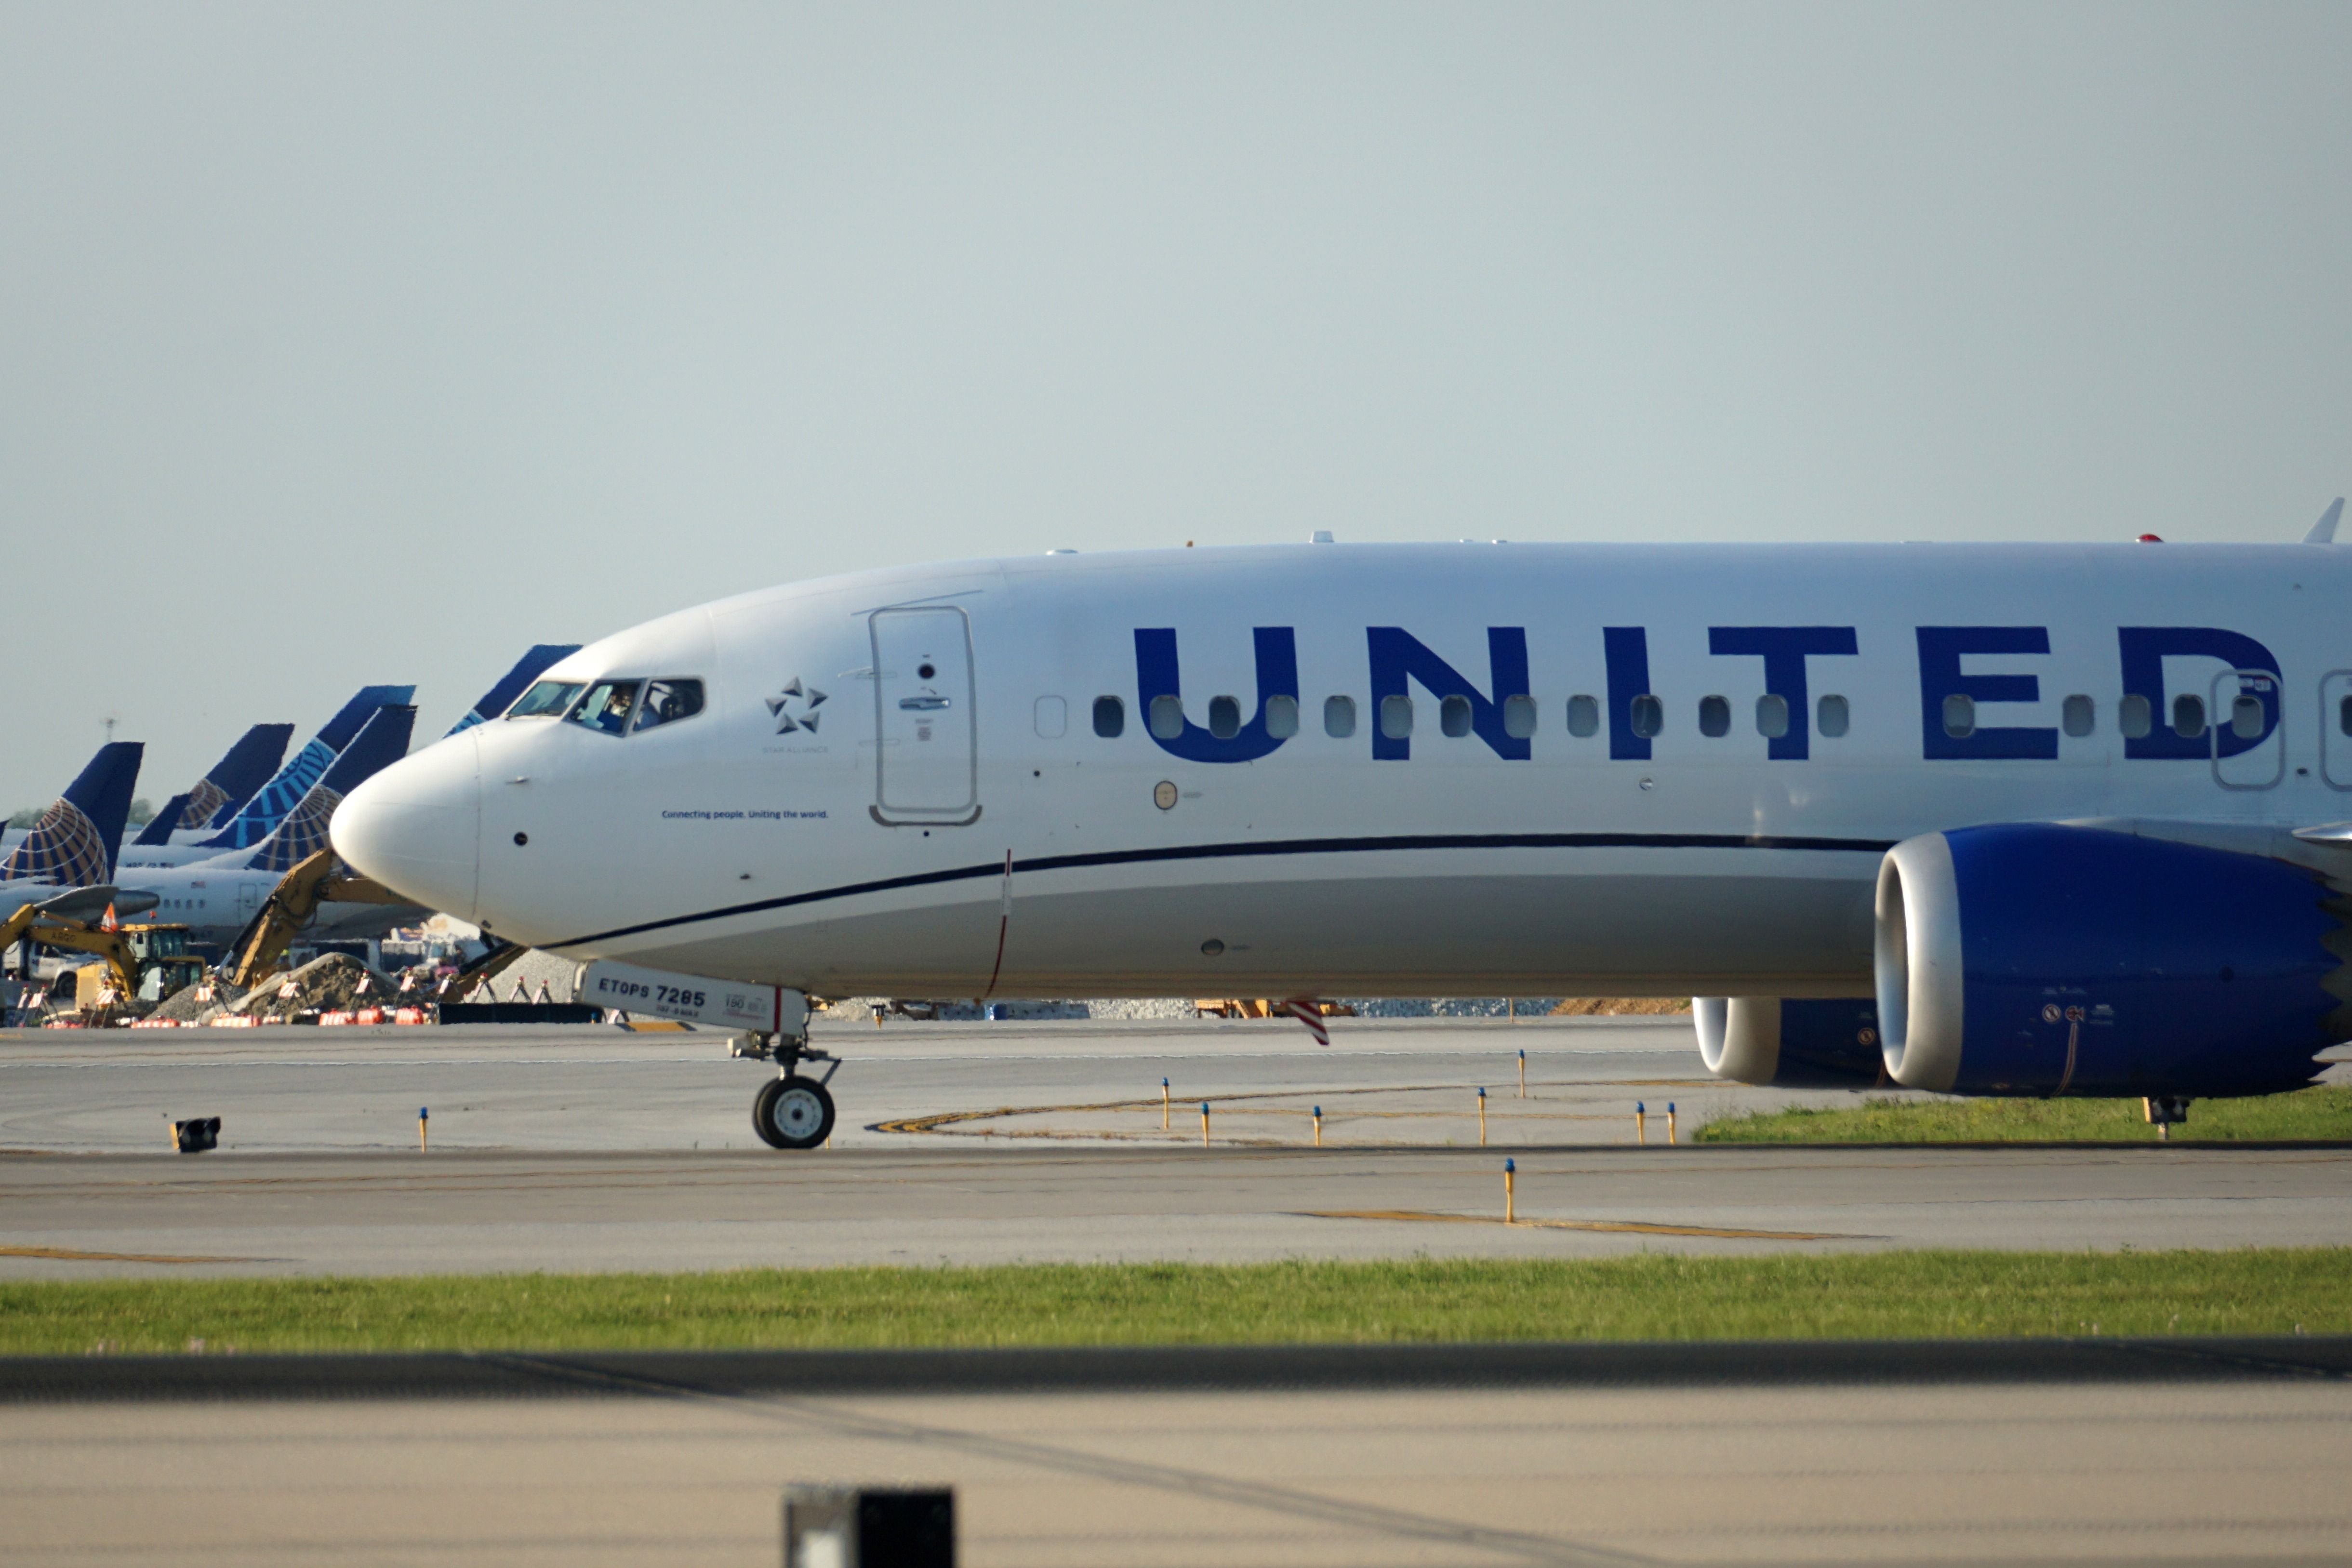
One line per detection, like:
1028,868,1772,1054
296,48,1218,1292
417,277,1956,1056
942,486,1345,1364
766,678,829,734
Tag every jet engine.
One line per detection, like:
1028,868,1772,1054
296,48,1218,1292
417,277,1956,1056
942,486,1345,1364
1874,824,2345,1098
1695,996,1884,1087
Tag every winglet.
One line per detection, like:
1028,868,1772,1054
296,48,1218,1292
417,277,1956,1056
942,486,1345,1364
2305,497,2344,544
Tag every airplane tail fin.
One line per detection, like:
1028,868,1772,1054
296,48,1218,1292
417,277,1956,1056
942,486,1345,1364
133,722,298,844
240,705,417,875
444,644,581,738
191,722,296,829
132,792,196,848
0,741,145,885
201,686,413,850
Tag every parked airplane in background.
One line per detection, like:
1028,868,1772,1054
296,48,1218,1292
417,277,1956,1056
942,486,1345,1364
116,686,414,869
124,706,421,949
124,724,294,853
337,510,2352,1147
0,742,148,925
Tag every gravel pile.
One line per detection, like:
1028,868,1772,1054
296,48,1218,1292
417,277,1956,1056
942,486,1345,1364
148,978,245,1024
229,953,401,1021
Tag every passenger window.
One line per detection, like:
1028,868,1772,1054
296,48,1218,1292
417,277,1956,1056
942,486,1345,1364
2119,693,2153,739
508,680,583,719
1439,694,1472,738
568,680,641,736
1263,694,1299,739
1755,694,1789,739
1093,696,1125,738
1380,694,1414,739
1149,695,1185,740
2061,694,2094,738
1817,694,1849,738
1208,695,1242,740
1034,696,1068,739
2231,694,2263,740
1565,695,1600,738
1942,693,1975,739
1629,694,1663,738
633,678,705,732
1325,695,1356,738
1502,694,1537,740
2173,693,2206,739
1698,695,1730,738
2339,694,2352,737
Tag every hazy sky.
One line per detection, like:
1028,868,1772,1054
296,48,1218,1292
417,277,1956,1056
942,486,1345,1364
5,3,2350,810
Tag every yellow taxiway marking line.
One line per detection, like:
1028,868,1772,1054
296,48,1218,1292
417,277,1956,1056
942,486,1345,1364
0,1244,265,1264
1299,1208,1856,1241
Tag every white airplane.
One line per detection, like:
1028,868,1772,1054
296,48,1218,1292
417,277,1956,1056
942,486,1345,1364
124,705,420,949
333,505,2352,1148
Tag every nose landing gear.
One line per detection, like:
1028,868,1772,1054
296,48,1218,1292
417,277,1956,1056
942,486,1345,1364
734,1030,839,1150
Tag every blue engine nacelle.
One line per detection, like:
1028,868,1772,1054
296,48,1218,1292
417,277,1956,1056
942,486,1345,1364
1874,823,2345,1098
1695,997,1885,1087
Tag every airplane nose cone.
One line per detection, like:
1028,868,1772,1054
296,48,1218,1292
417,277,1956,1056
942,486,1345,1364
331,732,480,921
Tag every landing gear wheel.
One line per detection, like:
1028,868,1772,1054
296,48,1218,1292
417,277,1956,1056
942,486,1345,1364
753,1074,836,1150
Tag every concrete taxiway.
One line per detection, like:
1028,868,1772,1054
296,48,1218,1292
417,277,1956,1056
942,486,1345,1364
1,1015,2347,1276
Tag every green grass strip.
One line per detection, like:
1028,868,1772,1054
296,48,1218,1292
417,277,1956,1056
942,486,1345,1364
1696,1083,2352,1143
7,1251,2352,1355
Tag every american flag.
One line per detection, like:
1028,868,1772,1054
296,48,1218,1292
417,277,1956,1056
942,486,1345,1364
1281,997,1330,1047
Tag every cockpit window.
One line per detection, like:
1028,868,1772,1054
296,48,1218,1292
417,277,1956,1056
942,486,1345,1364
567,680,641,736
508,680,584,719
633,679,705,732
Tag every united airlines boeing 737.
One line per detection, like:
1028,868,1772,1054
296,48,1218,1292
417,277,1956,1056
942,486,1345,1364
332,517,2352,1147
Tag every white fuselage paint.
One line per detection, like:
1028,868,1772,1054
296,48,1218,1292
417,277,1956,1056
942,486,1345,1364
330,542,2352,999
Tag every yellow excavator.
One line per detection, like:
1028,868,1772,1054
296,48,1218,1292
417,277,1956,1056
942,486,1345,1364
224,850,418,988
222,850,532,1007
0,904,207,1013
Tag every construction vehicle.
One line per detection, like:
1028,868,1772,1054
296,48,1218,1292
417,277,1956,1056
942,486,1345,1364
225,850,416,989
0,905,207,1015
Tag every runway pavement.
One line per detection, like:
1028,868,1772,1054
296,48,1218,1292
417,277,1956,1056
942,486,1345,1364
8,1017,2352,1565
6,1358,2351,1565
2,1015,2348,1276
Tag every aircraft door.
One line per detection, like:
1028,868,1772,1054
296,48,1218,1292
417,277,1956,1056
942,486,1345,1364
2321,671,2352,790
870,606,979,824
2211,668,2283,790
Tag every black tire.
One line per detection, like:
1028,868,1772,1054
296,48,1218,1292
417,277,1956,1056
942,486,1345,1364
753,1075,836,1150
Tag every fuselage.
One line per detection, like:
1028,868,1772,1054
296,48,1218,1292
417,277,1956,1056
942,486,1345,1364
331,541,2352,998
